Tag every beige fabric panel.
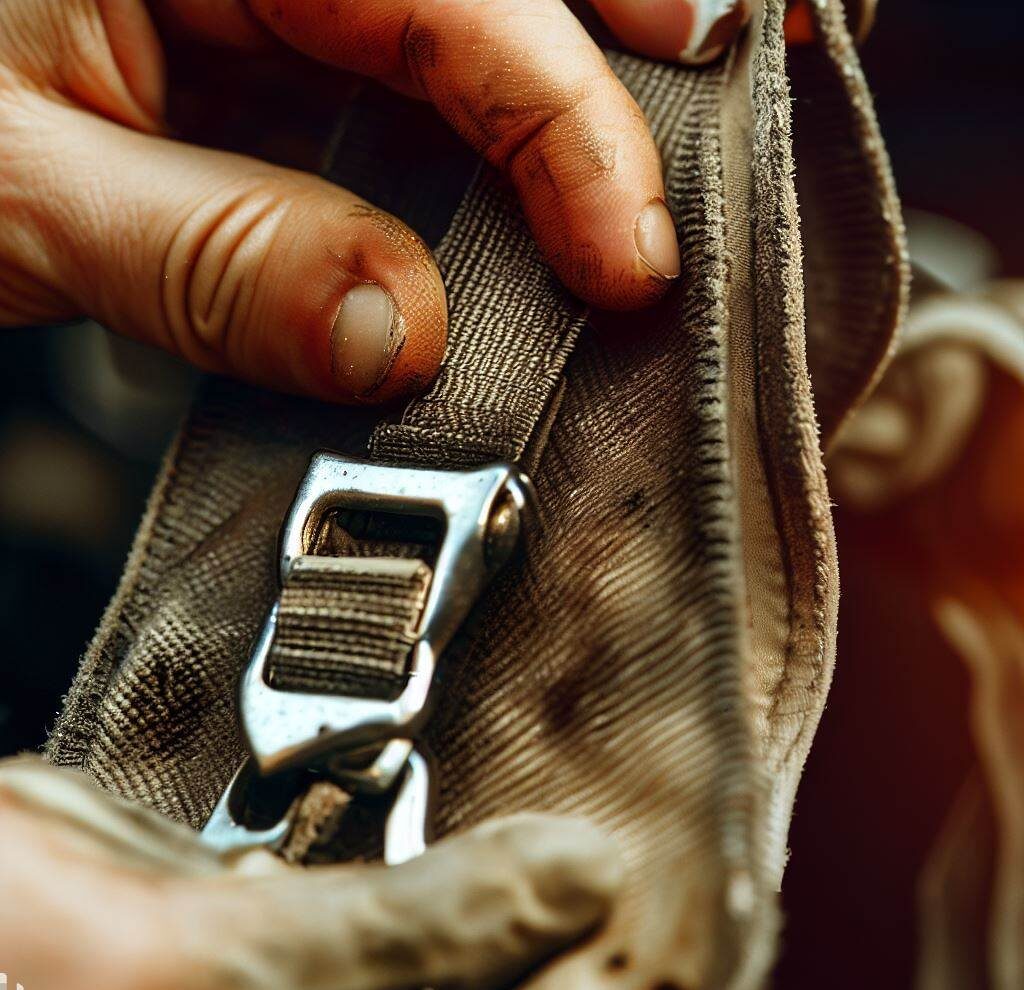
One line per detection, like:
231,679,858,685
718,7,804,895
46,1,905,985
791,0,908,448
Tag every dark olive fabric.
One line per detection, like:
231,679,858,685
268,556,431,700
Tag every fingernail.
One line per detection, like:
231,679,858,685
680,0,751,64
634,199,681,281
331,283,403,396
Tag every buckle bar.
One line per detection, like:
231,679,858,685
239,453,532,774
201,741,434,863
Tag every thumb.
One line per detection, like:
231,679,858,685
12,96,446,404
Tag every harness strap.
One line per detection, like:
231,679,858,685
370,169,588,468
263,54,713,709
268,556,431,700
367,51,711,470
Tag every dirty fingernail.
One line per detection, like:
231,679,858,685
331,283,403,396
680,0,751,64
634,199,681,281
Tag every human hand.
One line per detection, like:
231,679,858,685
0,756,622,990
0,0,760,407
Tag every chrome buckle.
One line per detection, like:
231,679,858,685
201,759,293,856
239,452,533,774
202,453,530,861
202,740,435,864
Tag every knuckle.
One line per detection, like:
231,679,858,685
0,90,82,325
502,88,619,196
1,0,96,94
160,188,287,367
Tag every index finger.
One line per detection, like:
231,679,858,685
241,0,680,310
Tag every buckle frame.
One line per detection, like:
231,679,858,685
201,740,434,862
239,453,532,774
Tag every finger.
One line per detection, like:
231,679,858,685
11,95,446,403
154,0,273,49
180,814,623,990
0,756,222,878
0,0,167,132
587,0,751,64
0,770,185,990
232,0,679,310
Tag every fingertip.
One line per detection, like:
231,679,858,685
634,198,682,283
590,0,749,65
329,283,405,398
329,277,446,405
677,0,750,65
367,259,448,405
589,0,695,62
540,196,681,313
277,196,447,406
508,89,679,312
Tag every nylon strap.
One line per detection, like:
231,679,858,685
269,115,594,693
267,53,693,698
268,556,431,699
370,170,589,468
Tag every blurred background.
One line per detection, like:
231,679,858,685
778,3,1024,986
0,1,1021,986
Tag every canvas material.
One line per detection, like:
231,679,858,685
46,1,907,984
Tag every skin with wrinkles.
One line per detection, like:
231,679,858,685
0,757,622,990
0,0,723,406
0,0,815,403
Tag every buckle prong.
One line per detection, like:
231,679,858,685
201,741,434,863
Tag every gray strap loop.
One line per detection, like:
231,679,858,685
370,170,588,469
268,556,432,700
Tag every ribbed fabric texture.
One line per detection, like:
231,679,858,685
789,0,908,448
268,556,431,699
370,171,588,468
45,1,906,985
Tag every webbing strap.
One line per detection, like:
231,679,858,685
268,556,430,699
268,54,704,699
367,51,712,468
269,102,594,695
370,169,588,468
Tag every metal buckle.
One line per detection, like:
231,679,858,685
203,452,530,862
201,740,435,863
201,759,293,855
239,453,532,773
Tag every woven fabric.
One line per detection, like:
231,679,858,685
788,0,908,448
370,169,588,468
45,1,907,984
267,556,431,699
